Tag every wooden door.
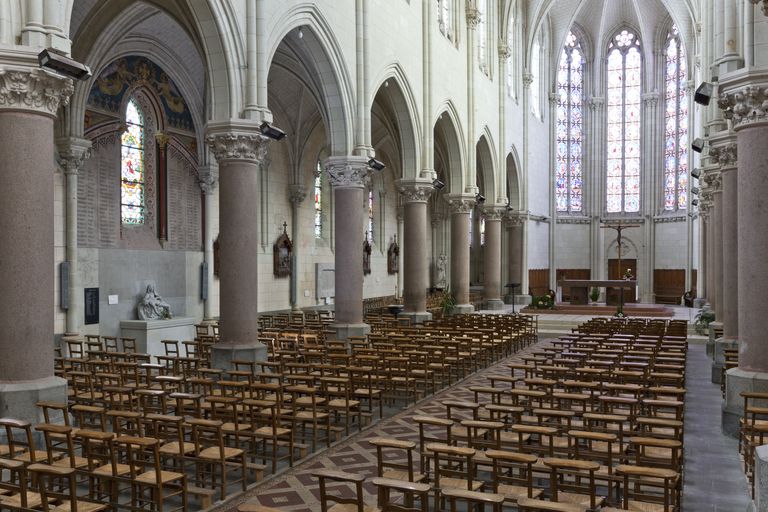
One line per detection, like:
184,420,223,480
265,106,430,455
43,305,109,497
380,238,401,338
607,259,637,304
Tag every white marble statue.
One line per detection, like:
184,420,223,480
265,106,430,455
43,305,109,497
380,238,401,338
436,254,447,288
137,284,172,320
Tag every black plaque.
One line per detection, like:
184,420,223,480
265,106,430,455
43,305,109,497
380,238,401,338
60,261,70,310
201,261,208,300
84,288,99,325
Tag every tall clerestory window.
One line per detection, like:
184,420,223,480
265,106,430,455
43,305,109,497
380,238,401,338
477,0,488,73
437,0,452,40
530,34,542,118
663,24,688,211
121,98,145,224
555,30,584,212
314,161,323,238
506,17,516,98
606,29,642,213
367,188,374,244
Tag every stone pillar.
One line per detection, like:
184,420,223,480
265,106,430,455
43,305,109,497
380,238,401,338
289,184,307,312
504,214,526,304
710,173,724,320
398,180,433,323
199,166,218,322
431,212,445,288
55,137,91,335
481,206,505,310
446,195,475,314
0,62,72,424
206,122,270,369
325,156,372,339
719,82,768,436
155,132,170,243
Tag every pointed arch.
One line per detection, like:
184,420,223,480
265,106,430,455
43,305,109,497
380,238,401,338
506,149,522,210
476,130,497,201
433,101,466,194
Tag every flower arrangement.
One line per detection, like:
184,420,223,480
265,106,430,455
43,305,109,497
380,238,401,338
623,268,634,280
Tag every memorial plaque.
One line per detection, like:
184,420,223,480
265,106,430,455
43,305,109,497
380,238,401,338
84,287,99,325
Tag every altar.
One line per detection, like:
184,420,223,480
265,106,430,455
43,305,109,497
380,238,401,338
120,317,197,357
557,279,637,305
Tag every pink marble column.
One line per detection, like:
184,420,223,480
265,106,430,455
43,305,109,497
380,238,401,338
0,65,72,423
710,177,724,320
446,195,475,314
206,123,270,368
398,180,433,322
481,206,505,309
325,156,372,339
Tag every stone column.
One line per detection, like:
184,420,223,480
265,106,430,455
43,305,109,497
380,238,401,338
289,184,307,312
431,212,445,288
55,136,91,335
446,195,475,314
325,156,372,339
504,214,526,304
398,180,433,323
206,122,270,369
710,172,724,320
198,165,218,322
0,62,72,424
481,206,505,310
719,82,768,436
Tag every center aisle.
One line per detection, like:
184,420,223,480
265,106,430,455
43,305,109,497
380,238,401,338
216,339,546,512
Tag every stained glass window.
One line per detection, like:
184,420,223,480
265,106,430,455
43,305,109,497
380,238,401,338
367,188,374,244
664,24,688,211
477,0,487,72
479,217,486,246
438,0,452,40
121,98,145,224
469,209,473,247
555,30,584,212
606,29,642,213
314,161,323,238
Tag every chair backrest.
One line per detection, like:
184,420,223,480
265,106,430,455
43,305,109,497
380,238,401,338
369,437,418,481
427,442,476,490
188,418,227,460
0,458,29,507
313,469,368,512
0,418,36,461
371,477,430,512
27,464,82,512
114,436,163,484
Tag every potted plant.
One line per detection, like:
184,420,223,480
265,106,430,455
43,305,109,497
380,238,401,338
440,289,456,316
694,305,716,335
589,287,600,305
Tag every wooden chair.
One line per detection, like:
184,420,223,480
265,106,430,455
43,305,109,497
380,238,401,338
413,416,453,476
602,464,680,512
427,443,483,508
320,376,363,436
27,463,108,512
0,458,41,509
485,449,542,504
540,457,604,510
369,438,425,483
188,418,248,501
440,487,505,512
313,469,378,512
371,477,431,512
0,418,49,464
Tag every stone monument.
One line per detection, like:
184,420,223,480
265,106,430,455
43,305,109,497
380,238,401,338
137,284,172,320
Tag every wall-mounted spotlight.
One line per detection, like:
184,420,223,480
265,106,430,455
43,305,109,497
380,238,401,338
260,121,286,141
691,138,705,153
432,178,445,190
691,168,701,179
38,48,91,80
691,199,699,207
367,158,385,171
694,82,714,106
691,186,700,195
475,193,486,204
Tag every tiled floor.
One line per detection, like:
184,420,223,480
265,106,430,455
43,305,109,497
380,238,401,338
215,336,751,512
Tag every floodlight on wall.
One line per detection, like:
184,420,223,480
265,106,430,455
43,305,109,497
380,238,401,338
691,168,701,179
691,138,705,153
38,48,91,80
475,193,486,204
260,122,286,140
432,178,445,190
367,158,385,171
692,198,699,207
691,186,700,195
694,82,714,106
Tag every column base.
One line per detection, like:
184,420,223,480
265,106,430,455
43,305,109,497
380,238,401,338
331,323,371,341
484,299,505,311
707,321,723,359
754,445,768,511
722,367,768,438
451,304,475,315
0,376,67,426
399,312,432,324
712,337,739,384
211,342,268,372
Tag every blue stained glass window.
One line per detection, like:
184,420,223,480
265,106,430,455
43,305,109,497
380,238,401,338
606,30,642,213
555,31,584,212
121,99,145,224
664,24,689,211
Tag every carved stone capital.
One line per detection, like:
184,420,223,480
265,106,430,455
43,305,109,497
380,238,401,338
505,212,527,227
324,156,371,189
498,43,511,60
548,92,559,105
55,136,92,176
198,165,219,194
0,67,73,117
431,212,444,226
465,7,481,28
588,97,604,111
748,0,768,16
289,184,307,205
641,92,659,106
708,143,738,170
397,179,434,203
718,84,768,129
445,194,476,214
522,73,534,89
481,205,506,221
155,132,171,149
703,169,722,191
206,121,270,164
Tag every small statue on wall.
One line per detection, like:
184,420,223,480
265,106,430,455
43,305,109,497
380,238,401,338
387,236,399,275
363,232,372,275
436,254,447,289
138,284,173,320
273,222,292,278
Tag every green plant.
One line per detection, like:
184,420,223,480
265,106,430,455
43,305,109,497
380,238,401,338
532,294,554,310
694,306,716,335
440,289,456,316
589,287,600,303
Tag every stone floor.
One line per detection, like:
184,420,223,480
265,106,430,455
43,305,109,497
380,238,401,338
681,343,750,511
213,337,752,512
